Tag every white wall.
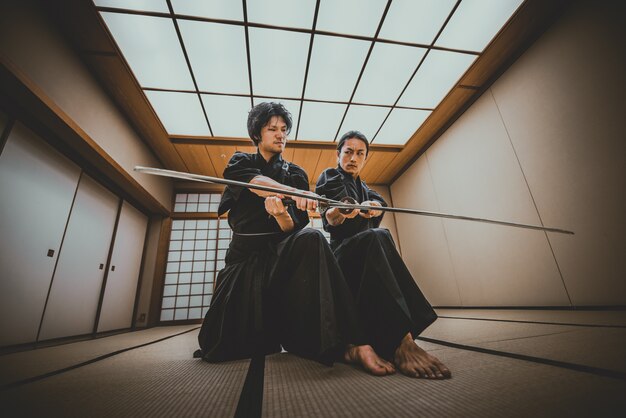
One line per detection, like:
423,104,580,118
0,0,172,210
391,0,626,307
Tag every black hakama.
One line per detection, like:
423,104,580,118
316,167,437,359
197,152,361,364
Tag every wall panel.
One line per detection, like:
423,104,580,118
390,0,625,306
489,0,626,305
390,155,460,306
425,92,568,306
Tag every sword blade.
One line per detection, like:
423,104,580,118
134,166,335,203
327,203,574,235
135,166,574,235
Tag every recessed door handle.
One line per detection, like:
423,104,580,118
47,249,55,257
111,265,116,271
99,264,104,270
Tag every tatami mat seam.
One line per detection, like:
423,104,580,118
416,336,626,381
438,315,626,329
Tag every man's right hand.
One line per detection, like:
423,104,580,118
291,189,319,212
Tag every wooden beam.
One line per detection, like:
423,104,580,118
0,58,169,216
171,135,402,152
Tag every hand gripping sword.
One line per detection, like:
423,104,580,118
134,166,574,235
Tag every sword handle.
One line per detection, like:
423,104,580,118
339,196,369,215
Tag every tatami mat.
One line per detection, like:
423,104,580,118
0,325,198,387
262,350,626,418
0,331,248,418
421,317,626,374
2,313,625,417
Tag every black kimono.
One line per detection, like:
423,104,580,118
197,152,360,364
316,167,437,358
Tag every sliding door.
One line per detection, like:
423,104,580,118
38,175,119,340
97,201,148,332
0,122,81,346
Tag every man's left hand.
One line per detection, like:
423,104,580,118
359,200,383,218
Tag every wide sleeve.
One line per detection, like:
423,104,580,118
218,152,260,215
285,164,310,232
315,168,347,202
223,152,261,183
314,168,346,233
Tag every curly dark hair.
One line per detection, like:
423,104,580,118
247,102,293,145
337,130,369,156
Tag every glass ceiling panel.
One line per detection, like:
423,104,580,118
249,28,310,98
170,0,243,21
297,101,347,141
379,0,456,45
145,91,209,136
316,0,387,37
305,35,370,102
101,12,194,90
94,0,169,13
353,43,426,106
436,0,524,52
201,95,251,138
374,108,430,145
338,105,390,142
253,97,302,138
398,50,477,108
179,21,249,94
247,0,316,29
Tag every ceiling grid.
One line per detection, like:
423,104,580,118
95,0,524,146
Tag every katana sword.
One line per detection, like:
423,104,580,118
134,166,574,235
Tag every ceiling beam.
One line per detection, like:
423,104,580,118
170,135,402,152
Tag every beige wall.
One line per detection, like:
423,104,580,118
134,216,164,328
0,0,172,209
391,0,626,307
370,184,400,252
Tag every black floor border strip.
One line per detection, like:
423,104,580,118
438,315,626,329
416,336,626,381
0,327,201,391
234,354,265,418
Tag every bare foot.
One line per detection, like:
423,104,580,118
394,333,451,379
344,344,396,376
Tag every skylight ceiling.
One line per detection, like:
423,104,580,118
95,0,524,145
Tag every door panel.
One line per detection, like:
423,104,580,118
0,123,81,346
39,175,119,341
97,201,148,332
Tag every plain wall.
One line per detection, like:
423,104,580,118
0,0,172,210
370,184,400,252
134,216,165,328
391,0,626,307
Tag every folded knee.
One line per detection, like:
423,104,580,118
362,228,391,241
293,228,326,246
